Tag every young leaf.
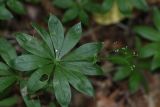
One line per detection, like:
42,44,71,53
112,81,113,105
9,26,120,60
13,55,51,71
53,67,71,107
59,23,82,58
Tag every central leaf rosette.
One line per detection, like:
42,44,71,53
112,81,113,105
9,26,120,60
13,15,103,107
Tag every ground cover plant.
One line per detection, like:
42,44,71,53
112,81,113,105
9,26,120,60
0,0,160,107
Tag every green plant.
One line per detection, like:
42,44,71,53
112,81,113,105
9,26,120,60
134,7,160,71
102,0,148,16
12,14,103,107
0,0,26,20
53,0,101,25
0,38,41,107
107,44,150,93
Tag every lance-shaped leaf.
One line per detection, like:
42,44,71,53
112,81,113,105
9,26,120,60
13,55,51,71
0,38,17,66
59,23,82,58
79,10,89,25
107,55,130,65
139,43,158,58
64,68,94,96
7,0,26,14
129,72,142,93
63,42,102,61
134,26,160,42
48,15,64,57
0,76,17,93
62,8,78,23
117,0,132,15
27,64,53,93
16,33,51,58
113,67,131,81
62,61,103,75
54,0,74,9
53,67,71,107
32,23,55,58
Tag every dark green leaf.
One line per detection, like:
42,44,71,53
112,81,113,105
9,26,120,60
54,0,74,9
134,26,160,41
48,15,64,57
79,10,89,25
16,33,51,58
101,0,114,12
0,62,11,76
62,8,78,23
63,42,102,61
53,67,71,107
114,67,131,81
59,23,82,58
0,96,18,107
62,61,103,75
151,54,160,70
32,23,55,58
13,55,51,71
0,5,13,20
139,43,158,58
0,38,17,66
64,68,94,96
7,0,26,14
129,72,142,93
0,76,17,93
27,64,53,93
130,0,148,11
153,7,160,31
117,0,132,15
107,55,130,65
